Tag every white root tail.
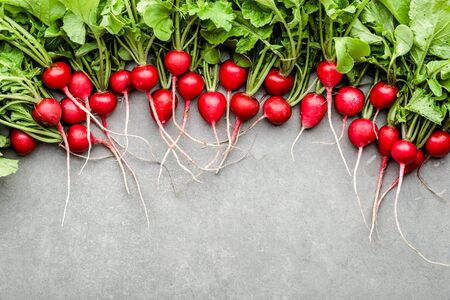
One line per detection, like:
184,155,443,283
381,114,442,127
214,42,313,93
394,164,450,267
326,87,351,176
353,147,369,229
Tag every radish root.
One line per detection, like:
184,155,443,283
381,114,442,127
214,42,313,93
353,147,369,228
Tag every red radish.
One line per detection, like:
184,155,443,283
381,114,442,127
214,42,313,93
425,130,450,158
263,68,294,95
219,60,249,168
334,86,365,140
110,70,131,94
316,61,350,175
89,92,117,117
159,71,204,181
348,118,379,227
130,65,159,92
10,129,37,156
369,82,398,110
66,124,150,226
68,71,93,100
378,149,426,204
33,98,71,227
32,98,62,127
164,50,191,77
42,61,72,90
369,125,400,240
246,96,292,132
369,82,398,136
219,60,248,91
198,92,227,125
61,98,86,125
216,92,259,173
110,70,133,156
388,140,447,266
291,93,327,160
150,89,177,125
177,71,205,101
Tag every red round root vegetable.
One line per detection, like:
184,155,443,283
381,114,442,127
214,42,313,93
32,98,62,127
110,70,131,94
89,91,117,117
61,98,86,125
164,50,191,76
197,92,227,125
66,124,93,153
348,118,378,148
230,93,260,122
334,86,364,117
42,61,72,90
369,82,398,110
316,61,343,88
219,60,247,91
263,68,294,95
177,72,205,101
68,71,93,100
150,89,178,125
425,130,450,158
391,140,417,165
377,125,400,157
300,93,327,129
130,65,159,92
405,149,425,175
262,96,292,125
10,129,37,156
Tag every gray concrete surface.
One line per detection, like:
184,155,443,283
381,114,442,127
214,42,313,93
0,87,449,299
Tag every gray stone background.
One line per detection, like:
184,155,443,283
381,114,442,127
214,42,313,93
0,83,449,299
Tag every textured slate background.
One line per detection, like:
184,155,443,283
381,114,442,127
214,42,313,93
0,85,449,299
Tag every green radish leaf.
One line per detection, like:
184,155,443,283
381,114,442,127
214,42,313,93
0,136,9,148
241,0,273,27
142,0,173,41
201,45,221,65
410,0,450,62
427,78,443,97
377,0,410,24
118,46,133,61
392,24,413,58
193,0,235,31
62,12,86,44
0,157,18,177
350,19,383,45
75,42,98,57
361,1,394,34
406,89,446,124
334,37,371,74
2,0,65,25
58,0,100,26
232,53,252,68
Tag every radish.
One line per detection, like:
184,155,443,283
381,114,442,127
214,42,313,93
10,129,37,156
89,91,118,118
334,86,365,140
424,130,450,158
158,71,204,181
216,92,259,173
130,65,159,92
68,71,93,100
219,60,248,141
149,89,177,125
316,61,351,175
291,93,327,160
110,70,132,154
41,61,72,90
263,68,295,96
246,96,292,131
388,140,447,266
66,124,150,226
61,98,86,125
378,149,426,205
32,98,72,226
348,118,378,227
369,125,400,240
369,82,398,136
